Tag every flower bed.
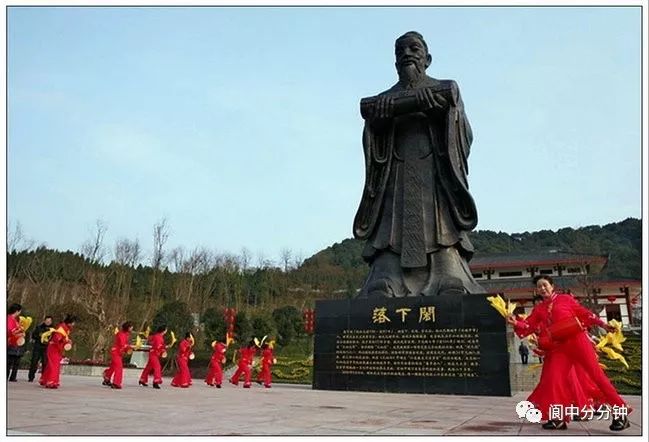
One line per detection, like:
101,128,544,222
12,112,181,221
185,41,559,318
67,358,109,367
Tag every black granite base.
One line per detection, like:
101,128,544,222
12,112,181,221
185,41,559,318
312,294,511,396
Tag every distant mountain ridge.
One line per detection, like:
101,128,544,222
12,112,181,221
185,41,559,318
301,217,641,280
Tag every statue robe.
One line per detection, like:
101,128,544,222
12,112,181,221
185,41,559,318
353,77,477,268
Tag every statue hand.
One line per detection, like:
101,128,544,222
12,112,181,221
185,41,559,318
417,88,448,113
372,95,394,121
432,93,448,109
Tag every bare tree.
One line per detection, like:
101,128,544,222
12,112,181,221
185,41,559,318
569,254,606,317
292,250,305,269
151,218,170,269
169,246,186,273
280,247,292,272
7,220,35,252
139,218,170,331
256,250,267,269
81,269,109,359
114,238,141,267
240,247,251,272
80,219,108,264
6,220,36,294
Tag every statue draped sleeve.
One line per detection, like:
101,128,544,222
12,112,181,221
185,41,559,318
437,80,478,231
352,114,394,239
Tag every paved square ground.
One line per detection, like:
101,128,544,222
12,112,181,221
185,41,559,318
5,369,642,436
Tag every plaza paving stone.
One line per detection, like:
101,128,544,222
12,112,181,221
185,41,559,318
5,369,642,436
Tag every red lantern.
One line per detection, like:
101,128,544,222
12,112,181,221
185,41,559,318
607,296,617,303
303,309,315,334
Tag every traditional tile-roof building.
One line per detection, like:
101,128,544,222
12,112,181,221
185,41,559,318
469,250,642,327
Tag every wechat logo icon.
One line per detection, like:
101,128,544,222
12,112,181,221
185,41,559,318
516,401,542,423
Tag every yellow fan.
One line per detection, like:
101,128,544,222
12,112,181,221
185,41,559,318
114,327,119,335
595,320,629,369
607,320,626,351
134,335,143,350
168,331,177,348
189,333,195,347
268,339,276,349
139,326,151,338
55,326,69,339
211,340,218,349
226,334,234,347
486,294,517,318
41,327,56,344
600,346,629,370
19,316,33,332
253,337,261,347
528,363,543,371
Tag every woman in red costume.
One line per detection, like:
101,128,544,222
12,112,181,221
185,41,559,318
507,275,629,431
39,315,77,389
102,321,134,389
229,340,257,388
7,303,25,382
171,332,194,388
205,340,227,388
256,342,275,388
139,325,167,389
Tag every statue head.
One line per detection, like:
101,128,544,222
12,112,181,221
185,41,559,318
394,31,432,84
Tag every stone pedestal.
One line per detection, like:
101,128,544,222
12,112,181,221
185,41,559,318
313,294,511,396
129,347,150,368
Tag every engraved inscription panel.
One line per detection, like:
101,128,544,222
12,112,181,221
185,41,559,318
335,328,480,377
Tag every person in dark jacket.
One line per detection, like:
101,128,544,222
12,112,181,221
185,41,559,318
28,315,53,382
518,341,530,364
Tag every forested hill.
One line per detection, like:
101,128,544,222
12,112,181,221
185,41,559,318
301,217,642,280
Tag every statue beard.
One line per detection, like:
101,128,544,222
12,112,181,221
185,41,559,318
397,61,426,88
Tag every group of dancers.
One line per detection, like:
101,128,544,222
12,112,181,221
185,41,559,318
506,275,631,431
7,303,78,389
7,304,276,390
99,324,277,390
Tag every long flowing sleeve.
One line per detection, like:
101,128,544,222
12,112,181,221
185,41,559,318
570,298,608,328
513,305,544,338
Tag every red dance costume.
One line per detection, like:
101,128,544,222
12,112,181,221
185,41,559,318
139,332,165,386
171,338,193,388
103,330,131,388
513,293,627,420
205,342,227,387
257,347,275,387
7,315,22,346
230,347,256,387
39,323,72,389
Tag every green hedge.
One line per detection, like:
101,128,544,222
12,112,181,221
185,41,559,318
606,334,641,395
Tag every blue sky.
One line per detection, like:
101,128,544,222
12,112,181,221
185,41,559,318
6,6,643,265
